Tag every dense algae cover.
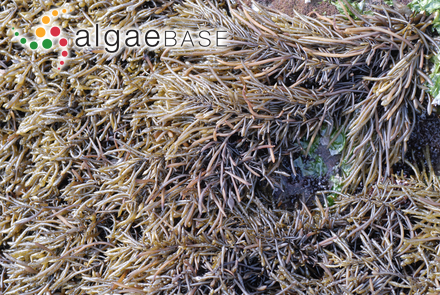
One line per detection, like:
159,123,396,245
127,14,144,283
1,0,440,294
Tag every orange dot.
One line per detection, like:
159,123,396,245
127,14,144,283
52,10,58,16
42,16,50,24
62,9,66,13
36,27,46,37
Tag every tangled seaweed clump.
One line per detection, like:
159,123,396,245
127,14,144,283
1,0,440,293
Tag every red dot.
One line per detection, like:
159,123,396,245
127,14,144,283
58,68,60,70
50,27,60,37
60,61,64,65
62,51,68,57
59,38,67,46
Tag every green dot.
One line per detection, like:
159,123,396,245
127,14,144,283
42,39,52,49
20,38,26,44
30,41,38,50
12,27,14,30
14,32,19,36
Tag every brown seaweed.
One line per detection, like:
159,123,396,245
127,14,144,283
0,0,440,294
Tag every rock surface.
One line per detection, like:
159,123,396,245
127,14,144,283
240,0,412,16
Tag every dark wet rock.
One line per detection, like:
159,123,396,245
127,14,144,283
393,114,440,176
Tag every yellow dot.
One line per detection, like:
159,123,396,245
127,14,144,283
36,27,46,37
42,16,50,24
62,9,66,13
52,10,58,16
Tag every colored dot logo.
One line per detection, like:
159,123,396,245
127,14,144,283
51,27,60,37
42,16,50,24
42,39,52,49
36,27,45,38
12,6,73,70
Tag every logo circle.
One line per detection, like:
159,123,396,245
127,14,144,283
42,16,50,24
30,41,38,50
42,39,52,49
50,27,60,37
36,27,46,38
